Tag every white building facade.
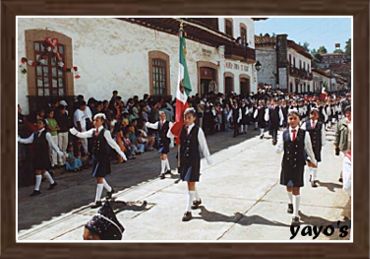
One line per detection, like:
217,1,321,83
17,17,259,114
255,34,313,93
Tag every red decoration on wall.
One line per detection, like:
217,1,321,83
20,37,80,79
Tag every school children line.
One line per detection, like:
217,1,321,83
18,88,351,227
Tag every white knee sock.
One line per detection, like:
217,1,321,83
95,184,104,202
260,128,264,136
43,171,55,184
287,192,293,204
165,159,170,171
34,175,42,191
102,178,112,192
312,168,317,181
194,189,200,201
185,191,195,212
160,160,166,174
293,195,301,217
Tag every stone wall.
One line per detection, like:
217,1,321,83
18,18,224,114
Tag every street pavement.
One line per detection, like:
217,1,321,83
18,127,351,241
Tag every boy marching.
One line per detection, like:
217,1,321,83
277,109,317,225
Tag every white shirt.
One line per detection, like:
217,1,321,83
18,128,62,154
264,105,284,126
276,126,317,166
300,119,326,146
145,120,174,131
73,109,88,131
85,106,93,120
72,126,127,161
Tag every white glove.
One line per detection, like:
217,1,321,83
69,127,78,136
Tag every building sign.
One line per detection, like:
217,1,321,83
202,49,212,57
225,61,249,72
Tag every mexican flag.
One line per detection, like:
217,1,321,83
170,23,192,141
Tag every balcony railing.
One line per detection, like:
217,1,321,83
289,66,313,80
224,44,256,63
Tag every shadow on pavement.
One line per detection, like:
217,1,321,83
193,205,290,228
110,200,153,213
317,180,343,192
298,211,351,230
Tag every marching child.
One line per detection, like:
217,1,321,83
254,100,269,139
18,119,64,196
145,111,173,179
301,108,326,187
70,113,127,208
277,109,317,225
177,108,212,221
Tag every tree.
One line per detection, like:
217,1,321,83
302,42,310,52
333,48,344,54
317,46,327,54
345,38,351,56
310,48,317,56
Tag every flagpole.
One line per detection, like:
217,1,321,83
177,20,183,176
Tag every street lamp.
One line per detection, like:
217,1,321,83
255,60,262,71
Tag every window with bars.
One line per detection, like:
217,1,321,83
152,58,167,95
225,19,233,37
240,25,247,45
34,41,66,97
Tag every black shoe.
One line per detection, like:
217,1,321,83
47,182,57,190
159,173,165,179
182,211,192,222
287,203,293,214
91,201,102,208
311,180,318,188
272,140,277,145
191,199,202,209
260,135,264,139
291,216,300,225
106,188,115,199
339,177,343,183
165,170,172,175
30,190,41,196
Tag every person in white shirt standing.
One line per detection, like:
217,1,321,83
18,119,65,196
145,111,173,179
276,109,317,225
70,113,127,208
73,101,89,156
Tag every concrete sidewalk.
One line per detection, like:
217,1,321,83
18,128,351,241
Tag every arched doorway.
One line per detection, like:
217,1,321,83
239,74,250,96
197,61,218,96
224,72,234,95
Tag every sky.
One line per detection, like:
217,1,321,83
254,17,352,53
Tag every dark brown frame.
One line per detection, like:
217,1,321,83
2,0,369,258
